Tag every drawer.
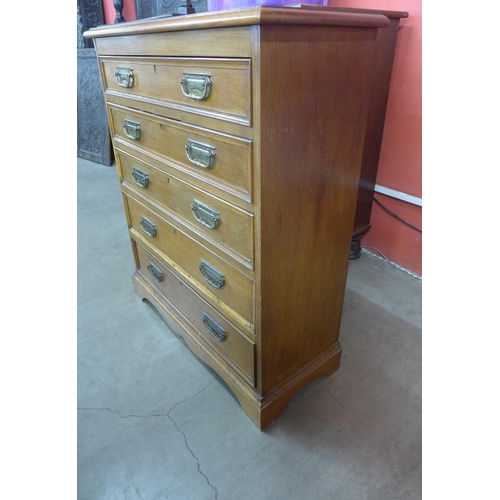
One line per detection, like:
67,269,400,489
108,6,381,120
101,56,251,126
118,150,254,267
135,240,255,385
109,105,252,202
126,194,254,324
94,26,253,59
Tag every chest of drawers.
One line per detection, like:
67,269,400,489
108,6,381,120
85,6,390,429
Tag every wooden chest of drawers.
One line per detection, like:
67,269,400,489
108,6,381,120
85,6,390,429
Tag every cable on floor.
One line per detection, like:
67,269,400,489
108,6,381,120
361,246,422,280
373,196,422,233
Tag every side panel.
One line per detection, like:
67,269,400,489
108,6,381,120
257,25,377,394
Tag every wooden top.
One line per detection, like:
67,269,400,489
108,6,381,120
295,5,408,19
84,5,390,38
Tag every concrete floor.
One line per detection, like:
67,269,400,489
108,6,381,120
77,157,422,500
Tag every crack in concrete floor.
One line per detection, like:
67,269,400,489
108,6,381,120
78,379,218,499
166,381,218,499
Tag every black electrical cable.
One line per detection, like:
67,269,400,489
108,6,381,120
373,196,422,233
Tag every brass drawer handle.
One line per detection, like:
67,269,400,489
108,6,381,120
180,72,212,101
185,139,216,169
115,67,134,88
191,199,220,230
203,312,227,343
123,119,141,140
147,261,164,282
199,259,225,289
140,216,157,237
131,167,149,188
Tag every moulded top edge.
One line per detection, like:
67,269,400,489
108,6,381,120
83,6,390,39
294,5,409,19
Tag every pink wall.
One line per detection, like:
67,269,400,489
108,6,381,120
102,0,136,24
329,0,422,275
100,0,422,276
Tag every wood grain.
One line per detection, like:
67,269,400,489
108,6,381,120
85,6,389,39
118,149,254,267
86,6,397,429
256,24,376,393
108,104,254,203
102,56,252,126
126,193,255,325
94,27,253,58
134,239,256,384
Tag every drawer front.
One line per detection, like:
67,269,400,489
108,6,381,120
126,194,254,324
102,57,251,126
94,27,253,59
135,241,255,385
118,151,253,267
109,105,252,201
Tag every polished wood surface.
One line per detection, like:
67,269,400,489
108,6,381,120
293,5,408,256
134,239,256,384
85,6,393,429
102,56,252,126
108,104,254,203
298,6,409,256
126,193,255,324
86,6,389,37
118,150,254,266
256,24,374,393
351,13,406,252
95,26,254,58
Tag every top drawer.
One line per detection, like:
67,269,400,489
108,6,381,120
101,57,252,126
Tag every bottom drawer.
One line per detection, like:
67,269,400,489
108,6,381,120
134,239,255,386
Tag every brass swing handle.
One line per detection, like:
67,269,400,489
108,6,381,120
180,72,212,101
123,119,141,140
140,216,157,238
131,167,149,188
199,259,225,289
191,200,220,230
115,67,134,88
203,312,227,343
147,261,164,283
185,139,216,169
